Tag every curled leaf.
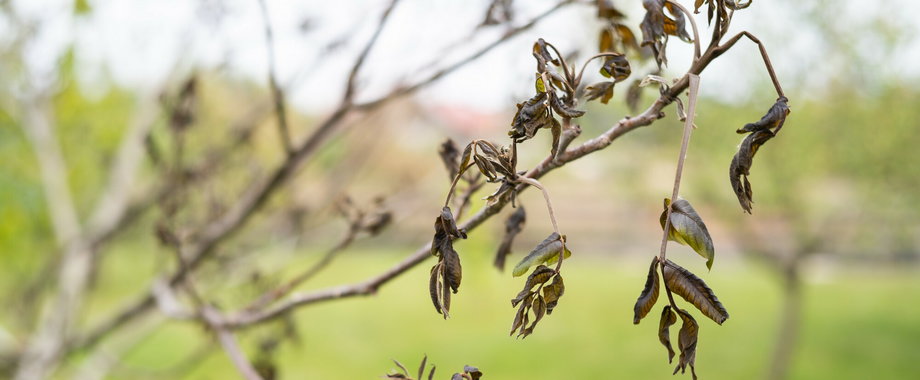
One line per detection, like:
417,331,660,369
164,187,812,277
633,256,660,324
511,265,554,307
673,309,699,379
509,92,551,142
730,97,789,214
512,233,570,277
463,366,483,380
585,81,616,104
542,274,565,314
660,198,715,269
495,206,527,270
549,92,585,118
659,305,677,363
599,54,631,82
429,207,466,318
661,259,729,324
737,96,790,134
438,139,461,180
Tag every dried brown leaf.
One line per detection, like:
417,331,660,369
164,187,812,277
662,260,729,324
495,206,527,270
599,54,631,82
659,305,678,363
633,256,660,324
585,81,616,104
673,309,699,379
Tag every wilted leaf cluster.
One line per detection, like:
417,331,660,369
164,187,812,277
384,356,482,380
640,0,692,67
429,207,465,319
634,256,728,379
729,96,789,213
509,265,564,339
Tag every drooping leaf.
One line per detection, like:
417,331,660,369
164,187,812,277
633,257,660,324
429,263,442,315
673,309,699,379
737,96,790,134
663,2,692,42
585,81,616,104
661,260,729,324
511,265,554,307
658,305,678,363
599,54,631,82
495,206,527,270
512,233,570,277
438,139,461,180
417,355,428,380
542,274,565,314
596,0,626,19
729,97,788,213
463,366,483,380
509,92,552,142
625,79,643,113
549,92,585,118
442,245,462,293
660,198,715,269
428,366,436,380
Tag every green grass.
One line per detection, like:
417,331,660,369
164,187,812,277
80,247,920,380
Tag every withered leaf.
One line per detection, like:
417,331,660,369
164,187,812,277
511,232,571,277
729,129,773,213
509,92,551,142
430,207,465,318
659,305,678,363
625,79,643,113
633,256,660,324
428,366,436,380
737,96,790,134
599,28,613,53
439,139,460,180
463,366,483,380
660,198,715,269
549,93,585,118
542,273,565,314
495,206,527,270
663,2,692,42
640,0,667,67
596,0,626,19
585,81,616,104
673,309,699,379
511,265,554,306
532,38,557,73
451,374,464,380
661,259,729,324
730,97,788,213
429,262,442,315
599,54,631,82
473,154,498,182
417,355,427,380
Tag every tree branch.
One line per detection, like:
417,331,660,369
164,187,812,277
257,0,294,155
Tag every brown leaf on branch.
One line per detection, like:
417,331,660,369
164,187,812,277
661,260,729,324
658,305,678,363
640,0,691,67
730,97,789,213
659,198,715,269
429,207,466,318
495,206,526,270
542,273,564,314
599,54,631,82
633,256,660,324
585,81,616,104
509,92,552,142
509,265,562,338
673,309,699,379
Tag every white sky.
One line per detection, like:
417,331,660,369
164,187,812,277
5,0,920,113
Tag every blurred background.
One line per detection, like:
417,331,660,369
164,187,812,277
2,0,920,379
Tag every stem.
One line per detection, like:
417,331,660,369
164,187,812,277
666,0,701,61
718,31,785,98
257,0,294,155
657,73,700,264
516,176,565,272
575,53,625,87
543,41,573,85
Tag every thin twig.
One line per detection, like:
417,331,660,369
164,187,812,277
515,177,559,236
342,0,401,104
201,307,264,380
717,31,785,98
257,0,294,155
574,52,624,88
657,74,700,264
72,0,572,353
666,0,701,61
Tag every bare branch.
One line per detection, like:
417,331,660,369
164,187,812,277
201,307,264,380
257,0,294,154
342,0,402,104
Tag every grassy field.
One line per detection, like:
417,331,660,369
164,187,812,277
77,243,920,380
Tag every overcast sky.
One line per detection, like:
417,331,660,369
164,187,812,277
5,0,920,113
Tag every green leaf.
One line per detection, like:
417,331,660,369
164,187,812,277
660,198,715,269
512,233,570,277
661,259,729,324
633,256,660,324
